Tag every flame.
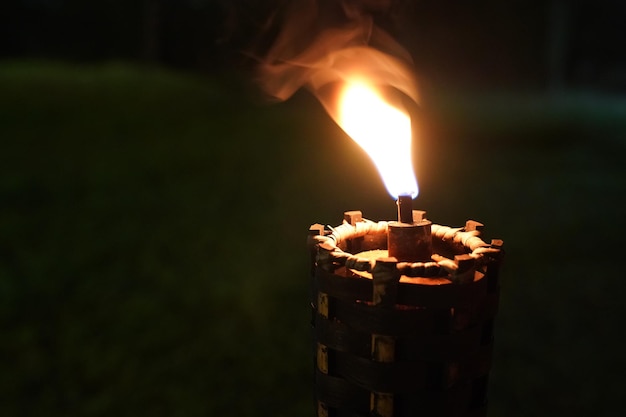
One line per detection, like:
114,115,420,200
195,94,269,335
337,79,418,199
255,0,420,199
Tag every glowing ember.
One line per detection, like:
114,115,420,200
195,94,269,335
337,79,418,199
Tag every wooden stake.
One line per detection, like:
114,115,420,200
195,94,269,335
316,290,330,417
465,220,484,233
344,210,364,253
308,224,325,277
453,253,476,285
310,224,329,417
486,239,504,292
370,258,399,417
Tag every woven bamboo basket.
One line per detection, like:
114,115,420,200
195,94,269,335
308,211,503,417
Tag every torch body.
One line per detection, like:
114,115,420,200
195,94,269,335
309,212,503,417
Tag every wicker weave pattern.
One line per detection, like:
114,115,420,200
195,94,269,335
309,217,503,417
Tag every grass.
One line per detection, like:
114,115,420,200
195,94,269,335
1,60,625,416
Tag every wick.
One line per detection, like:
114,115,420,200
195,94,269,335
396,195,413,224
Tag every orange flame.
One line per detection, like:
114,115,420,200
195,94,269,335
337,79,417,198
257,0,420,198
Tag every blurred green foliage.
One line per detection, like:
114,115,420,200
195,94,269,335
1,61,625,416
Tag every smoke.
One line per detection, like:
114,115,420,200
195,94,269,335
256,0,419,113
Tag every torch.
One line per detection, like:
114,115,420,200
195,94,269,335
308,79,504,417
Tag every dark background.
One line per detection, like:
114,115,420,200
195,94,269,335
6,0,626,91
2,1,625,416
